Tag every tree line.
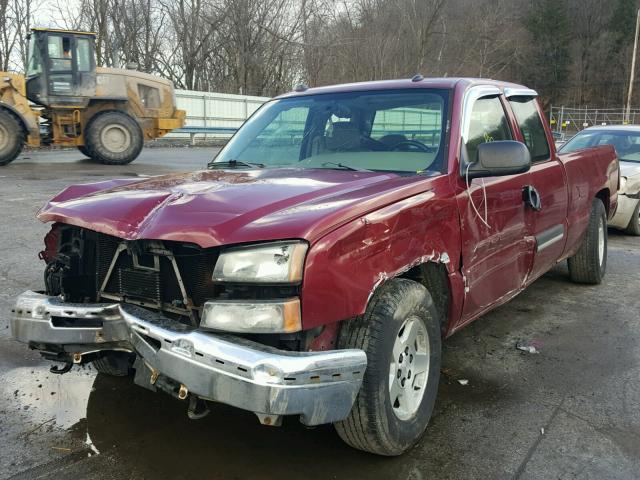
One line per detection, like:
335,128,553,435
0,0,638,108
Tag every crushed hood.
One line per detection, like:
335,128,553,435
38,168,432,247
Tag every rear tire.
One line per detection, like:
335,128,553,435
625,200,640,236
93,352,134,376
334,278,441,456
77,145,90,157
85,111,143,165
0,109,24,166
568,198,607,284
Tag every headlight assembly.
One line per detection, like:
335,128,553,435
200,298,302,333
212,241,308,283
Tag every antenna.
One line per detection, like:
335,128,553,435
411,74,424,82
294,84,309,92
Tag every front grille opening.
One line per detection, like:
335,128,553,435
51,316,103,328
50,227,299,332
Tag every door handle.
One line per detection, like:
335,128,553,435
523,185,542,211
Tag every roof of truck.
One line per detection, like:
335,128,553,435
31,28,96,36
276,77,530,99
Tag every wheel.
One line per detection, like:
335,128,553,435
92,352,134,376
625,200,640,236
77,145,90,157
568,198,607,284
0,109,24,166
334,278,442,456
84,111,143,165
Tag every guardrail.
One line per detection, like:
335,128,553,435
173,126,238,145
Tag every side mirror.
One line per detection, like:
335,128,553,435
464,140,531,179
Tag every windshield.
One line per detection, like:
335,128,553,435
213,89,450,174
560,129,640,163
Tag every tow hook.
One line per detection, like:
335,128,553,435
50,362,73,374
187,395,210,420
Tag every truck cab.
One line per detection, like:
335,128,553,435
26,28,97,108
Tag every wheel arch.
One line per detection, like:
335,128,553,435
595,188,610,217
0,102,36,137
84,107,142,129
397,262,451,335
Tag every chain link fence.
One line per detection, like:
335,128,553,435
549,106,640,140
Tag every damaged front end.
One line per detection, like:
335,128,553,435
11,224,367,427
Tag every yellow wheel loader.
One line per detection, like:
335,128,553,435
0,28,185,165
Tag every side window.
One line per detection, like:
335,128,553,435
48,36,73,71
76,38,92,72
509,98,550,162
466,97,512,163
27,36,42,76
138,84,161,108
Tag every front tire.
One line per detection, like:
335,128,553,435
334,278,441,456
625,200,640,236
0,109,24,166
568,198,607,284
85,111,143,165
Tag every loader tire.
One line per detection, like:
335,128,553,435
0,109,24,166
568,198,607,284
85,112,143,165
334,278,441,456
77,145,90,157
93,352,134,376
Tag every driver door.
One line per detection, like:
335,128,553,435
456,91,535,323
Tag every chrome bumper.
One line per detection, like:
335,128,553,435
11,291,367,426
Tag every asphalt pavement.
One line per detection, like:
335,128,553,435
0,147,639,480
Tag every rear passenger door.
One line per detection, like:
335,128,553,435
507,94,569,281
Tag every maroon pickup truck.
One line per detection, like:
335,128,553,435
11,78,618,455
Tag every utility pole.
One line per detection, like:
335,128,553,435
626,8,640,124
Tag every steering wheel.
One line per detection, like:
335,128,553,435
390,140,430,152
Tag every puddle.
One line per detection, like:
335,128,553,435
1,365,96,429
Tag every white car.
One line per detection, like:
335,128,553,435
559,126,640,235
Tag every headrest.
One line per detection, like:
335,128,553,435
326,122,361,151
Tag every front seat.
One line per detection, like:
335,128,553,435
326,122,362,151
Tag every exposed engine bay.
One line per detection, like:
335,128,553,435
41,224,301,332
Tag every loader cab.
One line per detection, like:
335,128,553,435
25,29,97,107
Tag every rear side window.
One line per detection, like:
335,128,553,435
465,96,512,163
509,98,550,162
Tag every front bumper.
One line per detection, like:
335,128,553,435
11,291,367,426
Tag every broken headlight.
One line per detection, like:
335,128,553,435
212,241,308,284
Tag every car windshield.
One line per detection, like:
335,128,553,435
559,129,640,163
212,88,450,174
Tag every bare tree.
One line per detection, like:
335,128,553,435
0,0,36,71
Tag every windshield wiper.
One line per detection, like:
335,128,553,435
321,162,371,172
207,159,265,169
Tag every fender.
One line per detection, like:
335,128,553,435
301,176,463,334
0,100,39,138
